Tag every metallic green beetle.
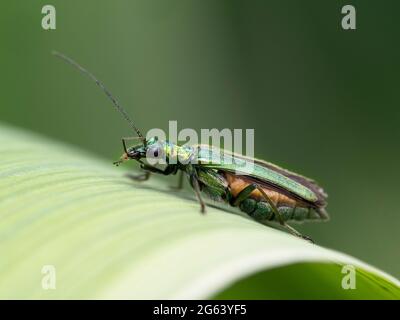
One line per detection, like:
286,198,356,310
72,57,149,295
54,51,329,242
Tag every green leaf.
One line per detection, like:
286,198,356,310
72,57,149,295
0,123,399,299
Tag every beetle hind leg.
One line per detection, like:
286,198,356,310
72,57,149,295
256,185,314,243
232,183,313,243
255,185,313,243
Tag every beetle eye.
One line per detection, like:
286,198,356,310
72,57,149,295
147,144,164,160
149,146,163,159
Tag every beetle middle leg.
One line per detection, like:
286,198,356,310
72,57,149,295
170,171,184,190
191,175,206,214
186,167,206,214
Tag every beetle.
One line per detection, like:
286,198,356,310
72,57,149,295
54,51,329,242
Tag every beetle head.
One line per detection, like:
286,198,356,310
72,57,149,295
114,137,164,166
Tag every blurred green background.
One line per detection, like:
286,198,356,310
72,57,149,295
0,0,399,278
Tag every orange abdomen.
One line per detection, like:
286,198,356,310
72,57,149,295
224,172,305,208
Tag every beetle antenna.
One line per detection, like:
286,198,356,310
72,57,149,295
52,50,145,140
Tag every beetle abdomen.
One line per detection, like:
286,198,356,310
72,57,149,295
224,172,327,222
239,198,321,222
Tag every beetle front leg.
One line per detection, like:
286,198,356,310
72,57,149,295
170,171,184,190
125,164,167,182
126,171,151,182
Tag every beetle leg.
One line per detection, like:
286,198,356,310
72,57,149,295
255,185,313,243
138,164,173,175
232,183,313,242
254,186,284,225
185,167,205,213
170,171,184,190
126,171,151,182
191,175,206,214
125,164,172,181
231,184,257,206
